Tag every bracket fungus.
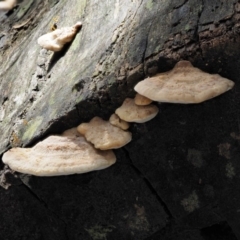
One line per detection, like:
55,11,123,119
2,133,116,176
77,116,132,150
0,0,16,11
109,113,130,130
134,93,152,106
37,22,82,51
115,98,159,123
134,61,235,104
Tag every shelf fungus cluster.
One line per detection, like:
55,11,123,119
2,61,235,177
37,22,82,51
2,97,159,176
0,0,16,11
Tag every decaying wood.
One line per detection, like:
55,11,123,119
1,0,240,239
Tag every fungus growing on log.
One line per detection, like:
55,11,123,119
0,0,16,11
109,113,130,130
77,116,132,150
37,22,82,51
115,98,159,123
2,133,116,176
134,61,235,104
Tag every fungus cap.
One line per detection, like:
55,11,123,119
2,134,116,176
0,0,16,11
115,98,159,123
61,127,82,137
37,22,82,51
134,61,235,104
109,113,130,130
77,116,132,150
134,93,152,106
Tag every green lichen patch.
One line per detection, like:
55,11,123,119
146,0,153,10
181,191,200,213
85,225,115,240
22,117,43,142
16,0,35,19
226,162,235,179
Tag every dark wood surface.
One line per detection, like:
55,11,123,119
1,0,240,239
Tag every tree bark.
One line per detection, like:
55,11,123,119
1,0,240,239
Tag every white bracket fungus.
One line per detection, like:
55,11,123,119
109,113,130,130
2,60,235,178
37,22,82,51
2,130,116,176
77,117,132,150
0,0,16,11
115,98,159,123
134,60,235,104
134,93,152,106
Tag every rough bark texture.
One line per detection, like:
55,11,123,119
1,0,240,239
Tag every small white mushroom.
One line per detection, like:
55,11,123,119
37,22,82,51
134,60,235,104
0,0,16,11
77,116,132,150
115,98,159,123
109,113,130,130
134,93,152,106
2,133,116,176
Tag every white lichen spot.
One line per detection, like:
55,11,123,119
13,94,25,105
114,0,120,19
226,162,235,179
181,191,200,213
